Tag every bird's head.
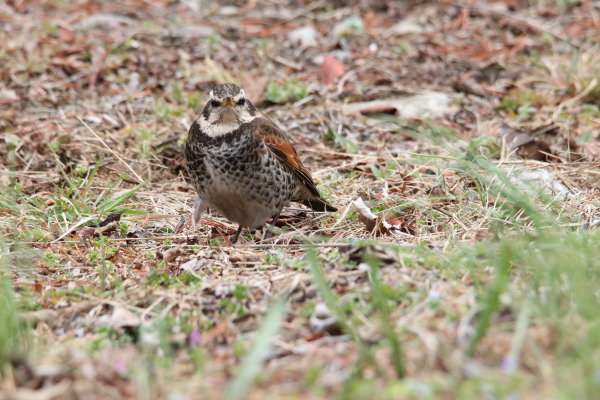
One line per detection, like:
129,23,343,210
199,83,257,137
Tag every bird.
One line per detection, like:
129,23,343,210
185,83,337,243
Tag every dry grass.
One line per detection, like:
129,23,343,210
1,1,599,399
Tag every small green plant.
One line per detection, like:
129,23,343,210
393,41,412,54
43,251,59,267
187,93,202,111
498,89,544,115
118,222,129,236
154,103,185,121
323,127,358,154
111,38,137,54
204,33,221,52
144,271,201,288
41,21,58,36
94,326,135,347
232,284,249,301
464,136,501,160
209,237,223,246
3,159,144,235
370,161,398,180
0,241,29,371
333,15,365,37
171,83,184,105
265,80,309,104
252,38,272,54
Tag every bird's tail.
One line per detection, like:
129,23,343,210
302,198,337,212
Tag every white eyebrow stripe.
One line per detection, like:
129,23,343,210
209,89,215,98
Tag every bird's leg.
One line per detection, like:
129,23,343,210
263,212,281,240
231,225,244,244
191,197,206,230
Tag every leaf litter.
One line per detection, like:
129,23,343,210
0,1,599,399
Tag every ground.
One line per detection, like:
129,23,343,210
1,1,599,399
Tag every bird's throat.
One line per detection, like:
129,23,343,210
198,112,241,138
221,108,238,125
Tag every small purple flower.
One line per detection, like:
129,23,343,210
189,329,201,347
114,359,128,375
501,356,518,374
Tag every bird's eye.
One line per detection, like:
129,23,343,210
237,98,246,106
210,100,220,107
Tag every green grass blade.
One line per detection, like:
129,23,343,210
306,246,339,309
226,296,287,400
97,182,145,215
365,254,405,378
467,241,512,356
0,240,29,369
81,158,104,197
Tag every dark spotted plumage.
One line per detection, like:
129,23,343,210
185,83,336,243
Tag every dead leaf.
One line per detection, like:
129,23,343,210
510,168,570,198
418,166,455,176
98,221,120,235
21,300,98,327
498,124,554,161
386,215,417,236
499,124,535,149
75,13,135,31
288,26,318,47
427,185,447,197
201,320,233,346
229,252,263,264
352,197,392,236
343,92,452,119
180,258,201,271
163,246,182,263
78,226,97,238
581,141,600,161
342,243,401,264
454,76,488,97
2,381,70,400
109,306,140,329
169,25,215,39
517,141,553,161
319,55,346,84
240,72,269,105
309,303,341,335
98,213,122,227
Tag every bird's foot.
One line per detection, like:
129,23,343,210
262,213,282,241
230,225,244,244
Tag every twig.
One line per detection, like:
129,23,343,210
270,55,303,70
78,116,144,183
52,215,97,242
75,292,150,315
431,206,469,231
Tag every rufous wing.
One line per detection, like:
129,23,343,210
249,118,337,212
250,118,320,197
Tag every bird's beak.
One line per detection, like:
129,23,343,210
221,98,235,107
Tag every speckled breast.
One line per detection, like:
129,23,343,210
185,123,297,227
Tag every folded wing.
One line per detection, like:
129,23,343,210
249,118,337,212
